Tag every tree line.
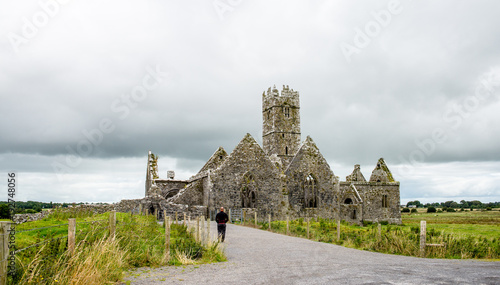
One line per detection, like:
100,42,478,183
406,200,500,209
0,201,110,219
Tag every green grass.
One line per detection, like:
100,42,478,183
8,211,226,285
402,210,500,238
402,210,500,225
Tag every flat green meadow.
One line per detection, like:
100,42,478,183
402,209,499,238
245,209,500,260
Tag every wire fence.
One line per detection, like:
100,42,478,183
13,235,68,255
16,223,69,234
0,211,181,284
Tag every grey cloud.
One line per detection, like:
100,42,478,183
1,0,500,202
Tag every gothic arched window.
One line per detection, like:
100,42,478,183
241,172,257,208
304,174,318,208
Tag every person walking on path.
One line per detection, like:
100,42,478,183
216,207,229,242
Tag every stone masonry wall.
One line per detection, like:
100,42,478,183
13,210,51,224
210,134,283,219
339,182,401,224
262,85,301,167
285,136,338,220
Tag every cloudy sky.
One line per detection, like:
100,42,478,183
1,0,499,204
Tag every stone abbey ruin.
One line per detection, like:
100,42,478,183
145,85,401,225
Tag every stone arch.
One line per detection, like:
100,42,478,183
241,172,257,208
304,174,318,208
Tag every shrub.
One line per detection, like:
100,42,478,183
362,220,374,226
427,206,437,213
410,208,418,213
0,204,9,219
401,208,410,213
486,207,492,211
446,208,456,212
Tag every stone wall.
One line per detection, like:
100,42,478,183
13,210,51,224
168,179,204,206
155,179,188,199
356,182,401,224
285,136,338,220
210,134,283,219
339,182,401,224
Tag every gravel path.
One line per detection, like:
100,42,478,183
123,222,500,285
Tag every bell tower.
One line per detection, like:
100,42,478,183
262,85,301,167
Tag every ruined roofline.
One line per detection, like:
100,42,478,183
187,171,209,183
284,135,335,176
349,183,363,203
284,135,312,173
262,84,299,97
197,146,227,173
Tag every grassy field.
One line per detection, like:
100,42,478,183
7,210,225,285
244,209,500,260
402,209,500,238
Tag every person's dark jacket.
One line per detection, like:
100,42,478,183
216,211,229,224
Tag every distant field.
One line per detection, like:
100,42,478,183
402,210,500,238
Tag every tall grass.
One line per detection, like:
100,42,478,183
19,235,125,285
10,212,226,284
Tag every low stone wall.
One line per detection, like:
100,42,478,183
161,203,207,221
13,210,51,224
13,198,208,224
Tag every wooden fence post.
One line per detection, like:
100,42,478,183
201,216,205,243
175,212,178,224
184,213,187,226
154,208,158,220
165,216,170,261
337,220,341,241
286,216,290,235
377,223,381,240
268,214,271,231
139,204,143,215
243,210,246,225
420,220,426,257
163,210,168,228
196,216,200,242
307,218,310,239
68,218,76,254
255,212,257,227
0,222,11,285
109,210,116,239
206,217,210,243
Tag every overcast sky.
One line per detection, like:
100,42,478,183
1,0,499,205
